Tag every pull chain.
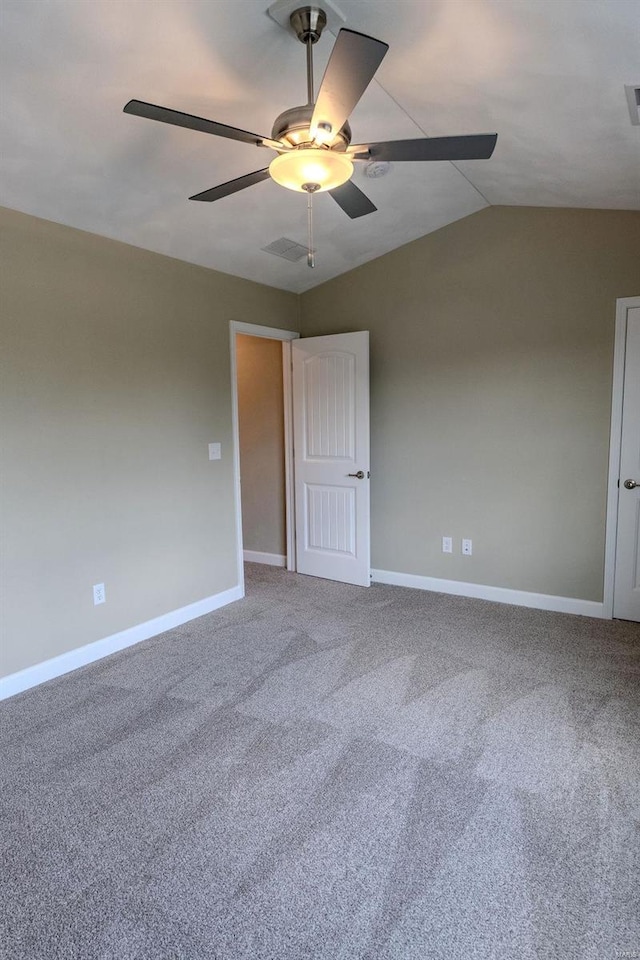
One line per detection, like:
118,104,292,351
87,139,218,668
307,190,315,268
304,32,316,267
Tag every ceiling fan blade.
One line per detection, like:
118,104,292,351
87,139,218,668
311,29,388,140
329,180,377,219
349,133,498,162
189,168,271,202
123,100,283,151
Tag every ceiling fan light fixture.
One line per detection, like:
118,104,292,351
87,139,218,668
269,148,353,192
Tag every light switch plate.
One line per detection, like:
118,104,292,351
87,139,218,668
208,442,221,461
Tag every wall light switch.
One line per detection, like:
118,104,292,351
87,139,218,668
208,442,221,461
442,536,453,554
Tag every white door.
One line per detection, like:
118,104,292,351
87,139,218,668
292,331,370,587
613,304,640,621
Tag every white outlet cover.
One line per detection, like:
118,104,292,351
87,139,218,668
208,442,221,461
442,537,453,554
462,539,473,556
93,583,106,605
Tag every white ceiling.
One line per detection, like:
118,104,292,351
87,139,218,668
1,0,638,293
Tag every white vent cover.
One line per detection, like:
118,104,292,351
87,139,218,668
262,237,310,262
625,85,640,125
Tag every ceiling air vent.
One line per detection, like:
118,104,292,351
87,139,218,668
262,237,309,262
625,85,640,125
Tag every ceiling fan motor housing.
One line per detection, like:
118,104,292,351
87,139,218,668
271,104,351,150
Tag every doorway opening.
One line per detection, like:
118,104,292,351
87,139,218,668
230,321,299,596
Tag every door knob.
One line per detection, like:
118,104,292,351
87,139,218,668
347,470,365,479
624,479,639,489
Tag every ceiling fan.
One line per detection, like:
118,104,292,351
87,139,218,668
124,5,497,266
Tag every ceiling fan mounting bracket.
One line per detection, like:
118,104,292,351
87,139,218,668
290,6,327,44
267,0,346,38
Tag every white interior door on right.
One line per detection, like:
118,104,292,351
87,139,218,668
614,304,640,621
292,331,370,587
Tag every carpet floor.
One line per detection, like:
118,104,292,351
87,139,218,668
1,563,639,960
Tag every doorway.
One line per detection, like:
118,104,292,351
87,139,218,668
604,296,640,621
231,321,371,595
230,322,299,595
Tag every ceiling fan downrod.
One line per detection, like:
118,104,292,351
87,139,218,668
290,6,327,105
290,7,326,266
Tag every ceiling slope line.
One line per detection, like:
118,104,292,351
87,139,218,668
368,76,494,207
322,22,494,208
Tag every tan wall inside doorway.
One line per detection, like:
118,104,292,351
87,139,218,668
236,335,286,558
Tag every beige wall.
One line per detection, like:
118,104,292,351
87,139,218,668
236,334,286,558
3,203,639,682
0,206,298,678
300,206,640,602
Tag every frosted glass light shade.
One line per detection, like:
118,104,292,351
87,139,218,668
269,149,353,193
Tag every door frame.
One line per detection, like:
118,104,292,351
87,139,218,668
230,321,300,595
603,296,640,618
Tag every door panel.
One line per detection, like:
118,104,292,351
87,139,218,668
306,485,356,554
293,332,370,586
614,305,640,621
304,352,355,459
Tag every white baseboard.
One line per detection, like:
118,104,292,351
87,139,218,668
371,569,606,619
0,584,244,702
243,550,286,567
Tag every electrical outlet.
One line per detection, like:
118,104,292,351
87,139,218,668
442,536,453,554
93,583,106,605
462,539,473,556
208,442,221,460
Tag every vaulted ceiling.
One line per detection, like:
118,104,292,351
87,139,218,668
1,0,638,292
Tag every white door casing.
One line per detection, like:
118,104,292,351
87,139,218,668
613,304,640,621
292,331,370,587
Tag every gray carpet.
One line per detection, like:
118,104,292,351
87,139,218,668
2,563,639,960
